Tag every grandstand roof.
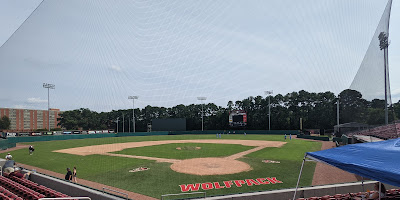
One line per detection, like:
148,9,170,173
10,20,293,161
306,138,400,187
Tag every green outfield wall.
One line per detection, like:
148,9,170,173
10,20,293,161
296,135,330,141
0,139,16,150
168,130,299,135
1,130,299,149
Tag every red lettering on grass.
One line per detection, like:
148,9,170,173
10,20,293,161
256,178,270,185
234,180,246,187
223,181,233,188
214,182,225,189
180,183,200,192
245,179,260,186
201,182,214,190
267,177,283,184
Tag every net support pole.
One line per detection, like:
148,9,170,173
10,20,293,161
293,154,307,200
384,47,388,125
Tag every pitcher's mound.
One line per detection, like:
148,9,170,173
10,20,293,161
170,158,251,175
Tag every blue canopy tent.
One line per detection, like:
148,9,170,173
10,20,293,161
293,138,400,200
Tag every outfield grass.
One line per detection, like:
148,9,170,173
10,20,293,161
113,143,254,159
1,135,321,199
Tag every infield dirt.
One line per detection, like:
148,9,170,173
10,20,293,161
55,139,286,175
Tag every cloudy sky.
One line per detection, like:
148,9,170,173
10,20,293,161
0,0,399,112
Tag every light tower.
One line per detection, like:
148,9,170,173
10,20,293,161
128,96,139,132
379,32,389,125
43,83,55,131
197,97,207,131
264,90,273,131
115,117,120,133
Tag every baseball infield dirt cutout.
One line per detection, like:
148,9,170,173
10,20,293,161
55,140,285,175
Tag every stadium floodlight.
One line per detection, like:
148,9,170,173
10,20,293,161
115,117,120,133
264,90,273,131
43,83,55,131
379,32,389,125
197,97,207,131
128,96,139,132
337,95,340,128
122,113,125,133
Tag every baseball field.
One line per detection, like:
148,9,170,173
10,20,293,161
1,134,321,199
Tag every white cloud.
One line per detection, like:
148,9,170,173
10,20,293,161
14,105,27,109
110,65,122,72
392,88,400,95
391,88,400,103
27,97,47,103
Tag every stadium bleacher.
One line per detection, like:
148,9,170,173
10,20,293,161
346,122,400,140
0,172,75,200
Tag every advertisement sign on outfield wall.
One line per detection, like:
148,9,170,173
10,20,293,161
6,132,17,137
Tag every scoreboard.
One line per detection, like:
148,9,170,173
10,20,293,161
229,110,247,127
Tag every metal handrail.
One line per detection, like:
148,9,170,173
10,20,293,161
39,197,91,200
102,187,129,200
161,192,206,200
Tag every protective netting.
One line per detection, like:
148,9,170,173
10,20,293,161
350,0,392,105
0,0,392,112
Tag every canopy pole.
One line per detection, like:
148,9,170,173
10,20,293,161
362,177,364,192
379,182,381,200
293,154,307,200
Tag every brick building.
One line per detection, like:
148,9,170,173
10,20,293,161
0,108,61,132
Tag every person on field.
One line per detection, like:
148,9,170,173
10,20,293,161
73,167,77,183
5,153,12,160
29,145,35,155
10,168,24,178
3,159,15,173
65,168,72,181
23,171,32,180
290,134,292,140
284,134,287,140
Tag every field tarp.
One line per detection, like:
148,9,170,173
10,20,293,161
306,138,400,187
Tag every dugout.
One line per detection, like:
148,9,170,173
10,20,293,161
334,122,370,137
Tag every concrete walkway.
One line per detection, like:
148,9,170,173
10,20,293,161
311,141,358,185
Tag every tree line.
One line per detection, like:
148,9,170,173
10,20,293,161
58,89,400,132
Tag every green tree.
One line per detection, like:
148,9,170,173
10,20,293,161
0,116,11,130
339,89,368,124
56,89,389,132
393,100,400,120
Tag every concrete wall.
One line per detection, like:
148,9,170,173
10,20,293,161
204,181,398,200
29,172,128,200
